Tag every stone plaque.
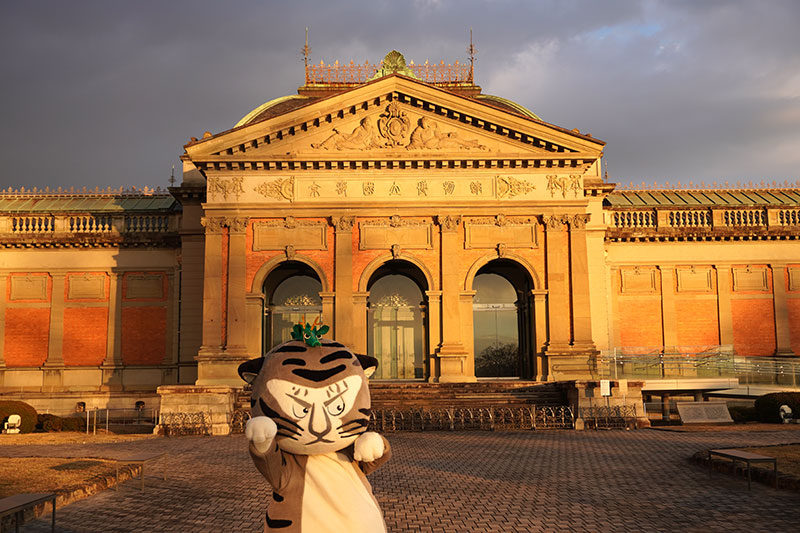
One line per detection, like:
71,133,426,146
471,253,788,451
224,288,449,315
359,221,433,250
253,221,327,251
68,274,107,300
732,267,768,292
788,267,800,291
676,401,733,424
620,268,657,294
125,274,165,299
9,275,49,301
465,218,537,249
676,267,713,292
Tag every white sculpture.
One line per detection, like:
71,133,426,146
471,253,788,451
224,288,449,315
3,414,21,434
779,404,795,424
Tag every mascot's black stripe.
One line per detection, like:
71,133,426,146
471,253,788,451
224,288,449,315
258,398,303,430
359,408,371,416
272,491,284,502
319,350,353,364
281,358,306,366
322,341,345,347
266,511,292,528
274,345,307,353
291,365,346,382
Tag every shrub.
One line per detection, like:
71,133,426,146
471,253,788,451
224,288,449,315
754,392,800,423
0,400,38,434
727,405,757,423
61,416,84,432
36,413,63,432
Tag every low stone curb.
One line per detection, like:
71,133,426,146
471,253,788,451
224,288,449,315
0,461,142,533
691,450,800,491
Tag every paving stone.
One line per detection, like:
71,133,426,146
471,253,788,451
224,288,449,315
5,429,800,532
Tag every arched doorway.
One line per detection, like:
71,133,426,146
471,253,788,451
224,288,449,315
262,261,322,353
367,260,428,380
472,259,533,378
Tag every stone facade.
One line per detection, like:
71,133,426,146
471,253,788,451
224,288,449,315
1,52,799,413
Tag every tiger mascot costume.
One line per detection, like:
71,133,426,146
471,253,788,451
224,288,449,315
238,323,391,533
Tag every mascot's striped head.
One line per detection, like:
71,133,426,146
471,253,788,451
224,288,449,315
238,334,378,455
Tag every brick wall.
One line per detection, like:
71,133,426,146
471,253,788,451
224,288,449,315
3,307,50,367
618,299,664,347
731,299,776,356
62,307,108,366
121,306,167,365
675,299,720,346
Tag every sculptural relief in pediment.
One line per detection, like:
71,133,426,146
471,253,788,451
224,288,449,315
309,102,488,153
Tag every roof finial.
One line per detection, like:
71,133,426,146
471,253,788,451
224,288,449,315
169,164,175,187
302,27,311,84
467,28,476,83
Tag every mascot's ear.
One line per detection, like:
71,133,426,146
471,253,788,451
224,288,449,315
355,353,379,378
238,357,265,384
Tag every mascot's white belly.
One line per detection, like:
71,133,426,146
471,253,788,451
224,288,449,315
301,452,386,533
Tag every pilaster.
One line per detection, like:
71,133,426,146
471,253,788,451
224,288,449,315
715,266,734,346
0,274,6,370
425,290,442,381
659,266,678,347
224,217,249,358
101,270,124,390
434,215,473,383
568,214,597,352
196,217,227,385
771,264,794,356
544,215,571,354
531,290,548,380
43,272,65,391
351,291,368,355
333,216,355,346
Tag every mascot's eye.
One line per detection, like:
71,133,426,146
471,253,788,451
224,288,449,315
292,402,310,419
326,396,346,416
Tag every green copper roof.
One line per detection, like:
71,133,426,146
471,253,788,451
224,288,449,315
606,190,800,208
0,194,177,213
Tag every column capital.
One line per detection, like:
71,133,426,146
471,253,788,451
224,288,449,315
227,216,249,234
332,216,355,232
543,214,569,230
200,216,226,234
437,214,462,232
568,214,591,230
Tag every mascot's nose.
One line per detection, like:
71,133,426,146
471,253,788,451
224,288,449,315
308,404,331,437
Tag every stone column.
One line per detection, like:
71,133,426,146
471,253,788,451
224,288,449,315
245,294,264,358
425,290,442,382
771,264,794,356
531,290,548,380
659,267,678,348
0,274,6,383
196,217,226,385
715,266,734,347
43,272,65,391
101,270,124,390
568,214,597,352
434,215,473,382
321,291,337,336
544,215,571,354
351,291,368,355
333,216,355,346
224,217,249,358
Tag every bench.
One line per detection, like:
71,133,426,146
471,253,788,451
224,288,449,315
0,493,56,532
115,453,167,492
708,449,777,490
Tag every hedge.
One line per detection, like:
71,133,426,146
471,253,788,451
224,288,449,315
0,400,38,434
754,392,800,423
36,413,63,432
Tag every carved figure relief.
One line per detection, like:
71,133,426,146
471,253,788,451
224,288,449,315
254,176,294,202
207,177,244,201
496,176,535,198
377,101,410,146
311,117,381,150
407,117,486,150
546,174,582,198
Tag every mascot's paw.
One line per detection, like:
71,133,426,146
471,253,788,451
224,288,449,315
245,416,277,454
353,431,385,462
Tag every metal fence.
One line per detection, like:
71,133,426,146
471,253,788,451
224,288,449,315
578,405,638,430
160,412,212,436
77,408,158,434
368,406,574,432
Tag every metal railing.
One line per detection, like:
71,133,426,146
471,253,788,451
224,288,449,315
595,345,800,387
368,405,574,432
80,407,158,434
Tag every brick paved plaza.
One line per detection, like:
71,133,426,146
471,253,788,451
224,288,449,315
7,429,800,532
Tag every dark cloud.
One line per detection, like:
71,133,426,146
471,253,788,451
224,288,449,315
1,1,798,189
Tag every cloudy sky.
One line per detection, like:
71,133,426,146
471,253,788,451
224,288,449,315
1,1,798,191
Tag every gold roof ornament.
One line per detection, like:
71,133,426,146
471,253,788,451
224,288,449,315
368,50,420,81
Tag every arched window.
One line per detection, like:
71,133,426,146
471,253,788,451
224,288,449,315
367,261,428,380
263,262,322,352
472,260,533,378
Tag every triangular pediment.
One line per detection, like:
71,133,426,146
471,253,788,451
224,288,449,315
185,75,604,164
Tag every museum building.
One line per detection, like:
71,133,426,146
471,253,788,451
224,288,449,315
2,52,800,420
